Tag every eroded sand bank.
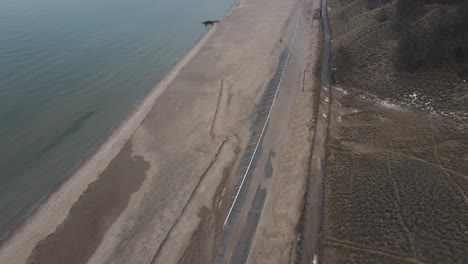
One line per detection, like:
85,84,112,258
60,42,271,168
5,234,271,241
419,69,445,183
0,0,298,263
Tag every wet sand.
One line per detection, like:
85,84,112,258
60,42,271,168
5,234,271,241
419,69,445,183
0,21,218,264
0,0,301,262
27,143,149,264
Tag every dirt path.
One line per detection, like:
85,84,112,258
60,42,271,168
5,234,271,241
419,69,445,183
294,0,331,263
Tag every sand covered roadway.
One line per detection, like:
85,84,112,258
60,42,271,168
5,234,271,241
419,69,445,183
201,0,322,262
0,0,306,263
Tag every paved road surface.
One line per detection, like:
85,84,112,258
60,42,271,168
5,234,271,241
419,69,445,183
214,1,319,262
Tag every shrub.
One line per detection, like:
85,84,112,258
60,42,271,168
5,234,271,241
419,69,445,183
396,29,431,70
376,7,389,22
366,0,379,10
395,7,468,71
336,45,353,79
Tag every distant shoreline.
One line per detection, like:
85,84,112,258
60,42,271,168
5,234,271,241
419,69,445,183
0,2,240,249
0,19,221,263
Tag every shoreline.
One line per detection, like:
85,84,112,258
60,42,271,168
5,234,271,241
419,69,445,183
0,0,298,261
0,19,220,263
0,0,239,245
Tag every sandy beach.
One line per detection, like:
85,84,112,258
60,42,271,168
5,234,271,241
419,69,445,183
0,0,306,262
3,0,464,262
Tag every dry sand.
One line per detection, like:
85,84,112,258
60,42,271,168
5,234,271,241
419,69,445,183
174,0,322,262
245,1,322,262
0,0,304,262
0,24,218,264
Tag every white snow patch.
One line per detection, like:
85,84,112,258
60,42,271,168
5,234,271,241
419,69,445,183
333,86,348,95
409,92,418,103
379,100,401,110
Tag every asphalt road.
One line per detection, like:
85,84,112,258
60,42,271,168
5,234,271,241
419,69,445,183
295,0,332,263
213,1,311,263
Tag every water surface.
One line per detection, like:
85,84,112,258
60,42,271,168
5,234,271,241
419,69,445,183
0,0,233,241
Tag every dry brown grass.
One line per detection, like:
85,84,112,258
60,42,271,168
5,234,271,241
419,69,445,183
329,0,468,115
322,0,468,263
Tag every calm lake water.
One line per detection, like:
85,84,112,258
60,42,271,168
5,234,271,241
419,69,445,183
0,0,233,241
